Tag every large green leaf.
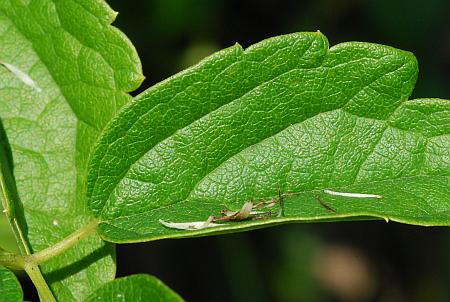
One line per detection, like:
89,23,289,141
87,31,449,243
84,274,183,302
0,266,23,302
0,0,142,300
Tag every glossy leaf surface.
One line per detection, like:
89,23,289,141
88,32,449,243
0,266,23,302
85,274,183,302
0,0,143,299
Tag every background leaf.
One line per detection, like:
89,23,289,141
0,266,23,302
0,0,142,300
0,118,28,255
85,274,183,302
87,31,449,243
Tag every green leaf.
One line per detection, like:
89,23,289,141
87,31,450,243
0,266,23,302
0,118,27,255
85,274,183,302
0,0,142,300
0,216,18,253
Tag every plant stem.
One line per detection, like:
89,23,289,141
30,219,99,265
0,219,100,302
1,125,100,301
24,262,56,302
0,249,25,270
9,215,31,255
0,174,31,256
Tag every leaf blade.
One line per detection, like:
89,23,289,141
0,266,23,302
84,274,183,302
0,0,143,299
87,32,449,243
88,32,329,215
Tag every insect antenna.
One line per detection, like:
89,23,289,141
316,195,336,213
277,182,285,217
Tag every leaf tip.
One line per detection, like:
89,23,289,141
109,10,119,23
233,42,243,50
315,29,324,37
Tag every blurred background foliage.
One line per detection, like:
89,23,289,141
2,0,449,301
107,1,450,301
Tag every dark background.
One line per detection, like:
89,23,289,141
15,0,449,301
106,1,450,302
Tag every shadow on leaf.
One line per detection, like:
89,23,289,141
45,241,115,285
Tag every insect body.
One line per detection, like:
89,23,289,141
160,187,384,230
160,190,288,230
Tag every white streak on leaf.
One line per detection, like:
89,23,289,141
0,61,42,92
159,217,224,230
324,189,383,199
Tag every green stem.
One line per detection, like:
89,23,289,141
0,174,30,256
0,124,99,301
30,219,99,265
9,216,31,255
24,262,56,302
0,249,25,271
0,220,100,302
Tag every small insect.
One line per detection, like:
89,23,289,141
213,201,255,222
213,197,284,223
213,183,292,222
160,187,289,230
323,189,383,199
